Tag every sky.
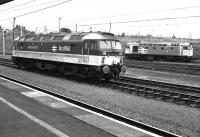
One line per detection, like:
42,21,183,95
1,0,200,38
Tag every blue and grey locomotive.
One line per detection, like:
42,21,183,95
125,42,193,61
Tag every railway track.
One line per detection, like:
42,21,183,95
0,74,180,137
125,60,200,75
0,58,15,66
1,58,200,108
107,76,200,108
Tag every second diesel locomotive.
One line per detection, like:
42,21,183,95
12,31,126,81
125,42,193,61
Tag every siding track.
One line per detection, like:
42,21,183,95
107,76,200,108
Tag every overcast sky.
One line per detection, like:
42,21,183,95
1,0,200,38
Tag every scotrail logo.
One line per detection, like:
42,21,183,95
52,45,57,52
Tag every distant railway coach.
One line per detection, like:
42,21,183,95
125,42,193,61
12,32,126,81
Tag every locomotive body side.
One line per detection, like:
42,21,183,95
12,32,126,80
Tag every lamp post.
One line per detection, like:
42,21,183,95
2,29,5,56
12,17,16,43
58,17,61,31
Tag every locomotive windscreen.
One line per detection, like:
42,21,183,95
99,40,122,51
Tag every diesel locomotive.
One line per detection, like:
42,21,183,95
12,31,126,81
125,42,193,61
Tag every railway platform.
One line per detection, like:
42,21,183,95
125,68,200,88
0,76,159,137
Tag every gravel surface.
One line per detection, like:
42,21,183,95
0,65,200,137
125,68,200,88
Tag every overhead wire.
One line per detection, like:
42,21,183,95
55,4,200,31
16,0,72,18
126,21,200,29
25,14,200,30
0,0,36,12
1,0,64,14
60,4,200,23
105,4,200,18
24,14,200,33
1,0,200,34
1,0,200,24
0,0,72,22
78,15,200,27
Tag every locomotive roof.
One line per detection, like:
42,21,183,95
15,32,119,42
127,42,190,46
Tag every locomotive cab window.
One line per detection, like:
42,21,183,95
112,41,122,50
183,46,190,50
99,40,111,49
99,40,122,51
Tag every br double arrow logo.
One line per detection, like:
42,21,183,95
52,45,57,52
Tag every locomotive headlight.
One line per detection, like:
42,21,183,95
103,66,110,74
113,60,117,64
113,57,120,65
